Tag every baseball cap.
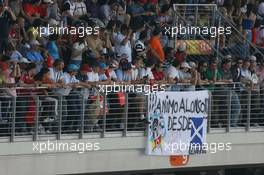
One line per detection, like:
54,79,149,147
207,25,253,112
99,62,107,69
43,0,54,3
181,62,191,69
224,55,232,60
30,40,41,46
109,60,119,68
189,61,197,68
19,57,31,63
67,64,79,71
249,55,257,62
135,43,145,53
80,64,91,72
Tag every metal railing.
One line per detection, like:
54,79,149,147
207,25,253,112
0,83,263,142
171,4,264,61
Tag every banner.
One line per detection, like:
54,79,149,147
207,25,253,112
146,91,209,156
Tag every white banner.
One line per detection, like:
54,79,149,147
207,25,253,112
146,91,209,156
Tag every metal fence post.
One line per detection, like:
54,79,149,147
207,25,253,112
226,91,232,132
123,93,128,137
33,96,39,141
145,94,149,137
246,89,251,131
101,93,106,138
79,95,85,139
10,96,16,142
207,91,212,133
57,95,62,140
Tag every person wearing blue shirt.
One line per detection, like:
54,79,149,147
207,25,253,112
47,34,60,60
26,40,44,63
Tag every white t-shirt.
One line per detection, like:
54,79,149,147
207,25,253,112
64,72,80,84
74,1,87,16
71,42,87,61
49,67,64,83
87,71,99,82
179,70,192,81
241,68,251,80
109,69,117,80
114,32,132,62
259,2,264,15
131,68,139,81
139,67,154,80
54,72,79,96
64,0,75,16
166,65,180,80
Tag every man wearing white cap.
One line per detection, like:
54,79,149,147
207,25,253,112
179,62,196,91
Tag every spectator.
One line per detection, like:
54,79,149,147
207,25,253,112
70,36,87,67
179,62,197,91
162,47,175,70
257,59,264,113
232,58,243,89
62,0,77,25
47,34,60,61
86,29,104,59
107,60,118,81
175,42,187,64
205,59,222,84
148,27,165,63
26,40,44,63
197,60,209,86
116,58,132,82
98,62,109,82
113,24,133,62
139,57,156,83
165,59,181,91
18,63,37,132
0,0,16,53
86,0,100,18
73,0,87,18
134,30,148,58
130,57,142,83
241,59,253,85
241,3,256,42
64,64,81,132
220,57,241,127
48,59,69,130
34,67,58,133
127,0,155,25
152,63,166,83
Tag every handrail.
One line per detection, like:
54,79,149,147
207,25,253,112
173,4,217,9
0,82,244,90
216,10,264,57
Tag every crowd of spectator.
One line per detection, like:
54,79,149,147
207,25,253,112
0,0,264,134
